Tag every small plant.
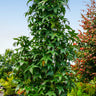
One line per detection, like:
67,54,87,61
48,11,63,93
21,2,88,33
0,74,17,96
67,81,96,96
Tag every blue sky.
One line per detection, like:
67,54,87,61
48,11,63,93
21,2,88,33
0,0,89,54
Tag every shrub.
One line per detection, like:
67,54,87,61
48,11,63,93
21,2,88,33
67,80,96,96
72,0,96,82
0,49,14,80
0,73,17,96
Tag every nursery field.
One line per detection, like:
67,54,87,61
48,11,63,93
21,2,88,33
0,0,96,96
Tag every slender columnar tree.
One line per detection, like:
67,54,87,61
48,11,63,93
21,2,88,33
14,0,77,95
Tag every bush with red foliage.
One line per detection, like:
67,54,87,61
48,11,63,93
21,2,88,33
72,0,96,82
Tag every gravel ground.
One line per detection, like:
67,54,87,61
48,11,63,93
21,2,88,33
0,86,3,96
0,91,3,96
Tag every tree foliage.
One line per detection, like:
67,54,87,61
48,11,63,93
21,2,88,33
13,0,77,95
72,0,96,82
0,49,14,80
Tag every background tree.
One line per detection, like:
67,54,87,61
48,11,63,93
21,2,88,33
13,0,77,95
0,49,14,80
72,0,96,82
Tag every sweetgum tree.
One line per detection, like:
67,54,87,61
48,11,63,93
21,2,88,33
13,0,77,95
72,0,96,82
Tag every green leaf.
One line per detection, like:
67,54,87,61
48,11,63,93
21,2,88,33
18,60,28,66
65,25,72,30
56,86,64,95
29,65,38,74
47,71,54,76
61,49,66,54
51,22,55,29
54,8,57,13
41,55,52,64
24,64,38,74
47,50,58,55
27,0,32,5
46,91,56,96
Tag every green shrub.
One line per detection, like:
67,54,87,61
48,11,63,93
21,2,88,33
0,74,17,96
67,80,96,96
0,49,14,80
